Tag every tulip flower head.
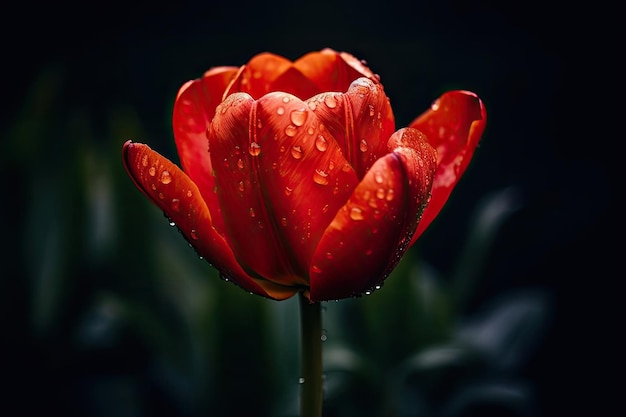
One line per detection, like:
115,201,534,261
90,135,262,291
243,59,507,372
123,48,486,302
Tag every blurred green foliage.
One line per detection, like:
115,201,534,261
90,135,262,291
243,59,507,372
2,64,549,417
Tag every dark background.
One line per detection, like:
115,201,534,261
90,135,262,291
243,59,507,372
2,1,620,416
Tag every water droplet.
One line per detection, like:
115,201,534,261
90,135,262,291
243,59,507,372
158,192,164,200
290,109,307,126
323,94,337,109
325,252,333,260
171,198,180,212
299,377,305,384
159,170,172,184
308,101,317,111
238,181,245,192
249,142,261,156
223,158,230,167
431,99,440,111
359,139,368,152
285,125,297,137
148,166,156,176
282,95,290,103
190,229,199,240
237,159,244,169
312,265,322,274
332,186,339,195
277,106,285,115
150,183,157,191
186,190,193,198
369,104,375,117
322,204,329,213
386,189,394,201
315,135,328,152
342,163,351,172
376,188,385,199
141,154,149,167
349,207,364,221
321,329,328,342
313,169,329,185
284,186,293,196
281,217,288,226
234,145,241,155
169,220,176,226
374,171,384,184
291,145,303,159
249,208,256,218
307,126,315,135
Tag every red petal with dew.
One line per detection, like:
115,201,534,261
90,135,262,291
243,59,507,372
122,140,298,300
409,90,486,243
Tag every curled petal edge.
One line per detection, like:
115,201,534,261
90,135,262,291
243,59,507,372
122,140,298,300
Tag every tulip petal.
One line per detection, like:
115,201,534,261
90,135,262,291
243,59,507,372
208,92,359,285
172,66,239,236
122,140,298,300
309,128,436,301
223,52,320,101
308,77,396,179
294,48,378,93
409,90,487,243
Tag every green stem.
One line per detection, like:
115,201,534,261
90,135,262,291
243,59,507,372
299,292,323,417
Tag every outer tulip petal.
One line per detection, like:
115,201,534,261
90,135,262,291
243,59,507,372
294,48,378,93
308,128,436,301
308,77,396,179
223,53,320,101
409,90,487,243
122,141,298,300
172,66,239,236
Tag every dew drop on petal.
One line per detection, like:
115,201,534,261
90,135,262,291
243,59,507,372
285,125,297,137
324,94,337,109
277,106,285,115
322,204,329,213
249,142,261,156
315,135,328,152
148,166,156,176
368,104,375,117
160,170,172,184
307,126,315,135
158,192,164,200
234,145,241,155
284,186,293,196
238,181,245,192
190,229,199,240
150,183,157,191
223,158,229,167
291,145,303,159
171,198,180,212
281,217,288,227
374,171,384,184
359,139,368,152
186,190,193,198
431,99,440,111
290,109,307,126
313,169,329,185
376,188,385,199
386,189,394,201
237,159,244,169
141,154,149,167
308,101,317,111
282,95,290,103
249,208,256,218
349,207,364,221
311,265,322,274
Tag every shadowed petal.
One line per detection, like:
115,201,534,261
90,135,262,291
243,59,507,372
308,128,436,301
172,67,238,236
122,141,297,300
409,91,487,243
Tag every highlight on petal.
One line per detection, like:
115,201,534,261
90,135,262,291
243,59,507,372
409,90,487,243
223,52,319,100
308,77,396,179
294,48,378,93
308,128,436,301
122,140,298,300
172,66,239,237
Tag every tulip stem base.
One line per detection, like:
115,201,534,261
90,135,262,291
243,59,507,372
299,292,323,417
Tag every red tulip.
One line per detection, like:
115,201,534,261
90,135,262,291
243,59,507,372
122,49,486,302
